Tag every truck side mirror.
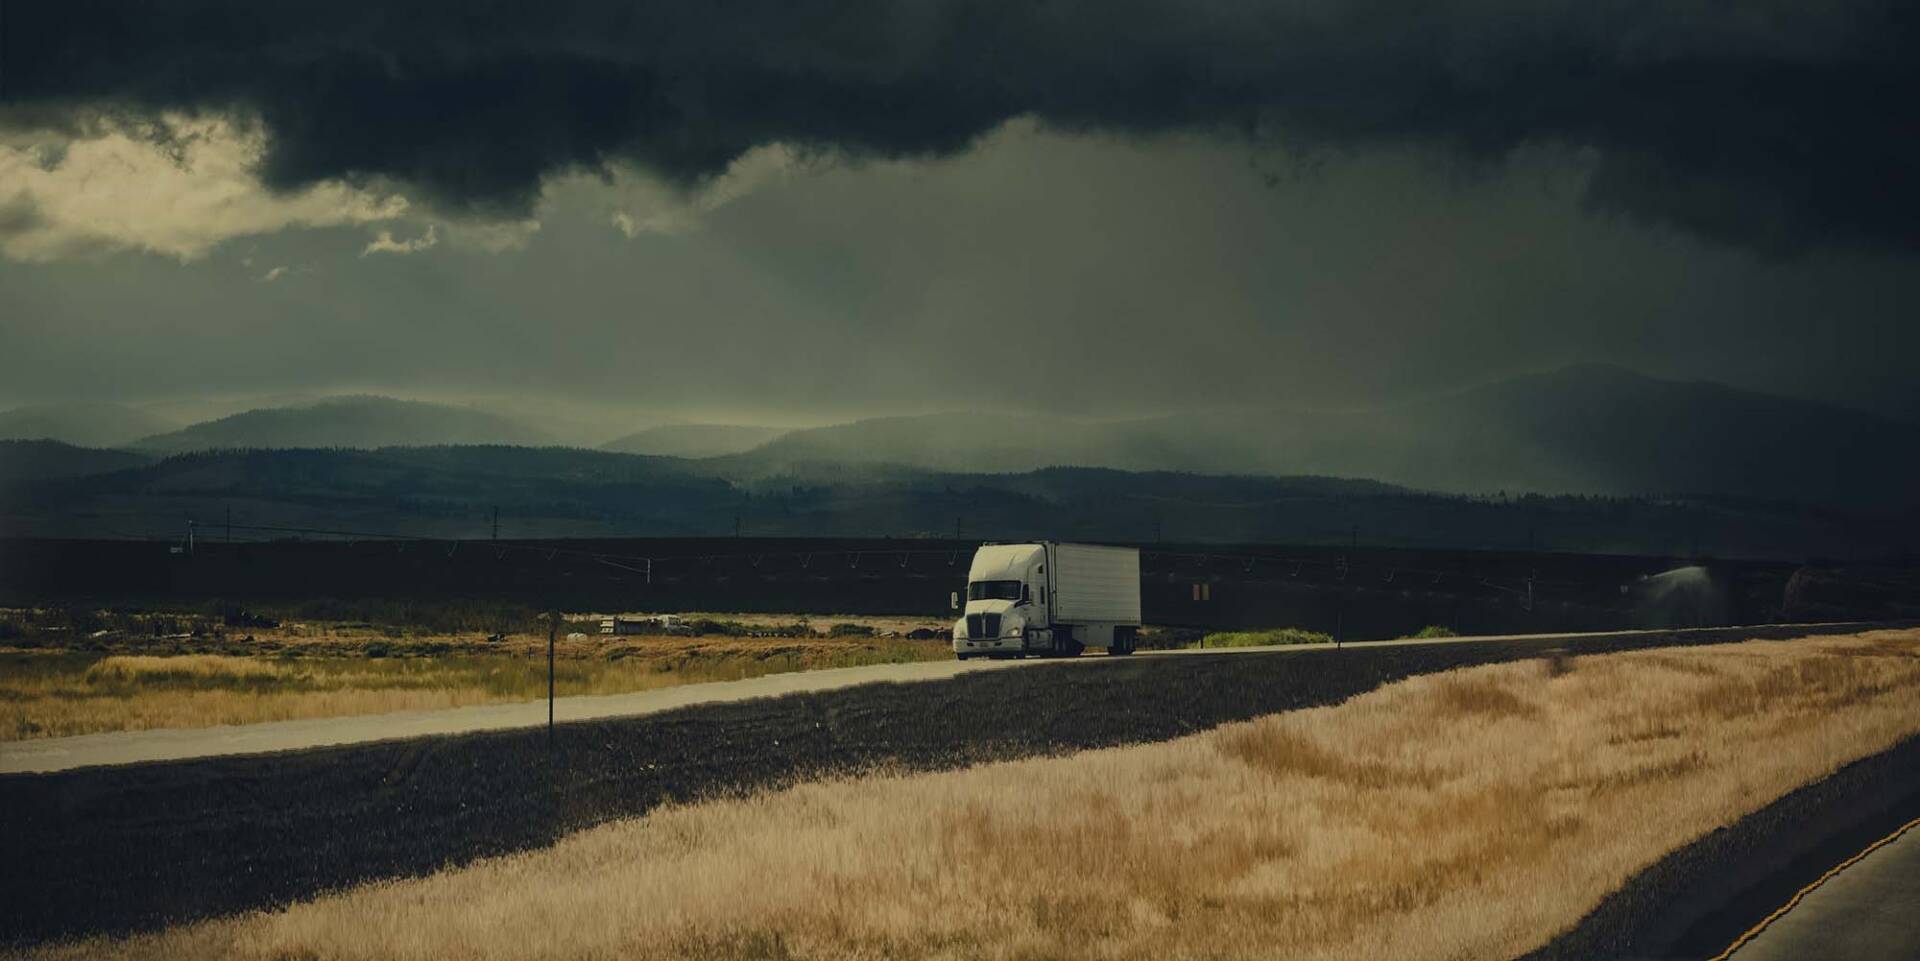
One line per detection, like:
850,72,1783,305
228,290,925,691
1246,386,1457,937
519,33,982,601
1021,584,1031,605
950,591,960,611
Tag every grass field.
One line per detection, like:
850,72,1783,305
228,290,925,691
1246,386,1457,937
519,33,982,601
0,604,951,659
0,603,1241,740
20,628,1918,961
0,616,952,740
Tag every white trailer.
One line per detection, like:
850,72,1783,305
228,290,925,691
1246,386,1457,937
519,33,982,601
950,542,1142,659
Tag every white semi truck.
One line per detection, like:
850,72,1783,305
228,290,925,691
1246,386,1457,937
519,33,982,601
951,542,1142,659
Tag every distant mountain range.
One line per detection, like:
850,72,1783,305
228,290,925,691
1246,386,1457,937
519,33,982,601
724,365,1920,511
0,440,152,486
1,367,1913,542
1,444,1905,559
601,424,788,458
0,402,177,448
128,396,552,454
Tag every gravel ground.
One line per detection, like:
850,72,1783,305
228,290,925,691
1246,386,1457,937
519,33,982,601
0,621,1904,949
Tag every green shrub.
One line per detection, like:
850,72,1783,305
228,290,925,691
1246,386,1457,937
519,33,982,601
1196,627,1333,648
1139,627,1204,650
224,598,545,637
828,623,876,637
62,606,105,634
1408,625,1459,639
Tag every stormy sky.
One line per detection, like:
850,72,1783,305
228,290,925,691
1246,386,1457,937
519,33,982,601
2,0,1917,435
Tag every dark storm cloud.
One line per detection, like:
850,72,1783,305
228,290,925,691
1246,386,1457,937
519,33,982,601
4,0,1917,249
0,192,44,236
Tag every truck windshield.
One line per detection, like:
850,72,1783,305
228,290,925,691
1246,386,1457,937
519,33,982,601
967,580,1023,601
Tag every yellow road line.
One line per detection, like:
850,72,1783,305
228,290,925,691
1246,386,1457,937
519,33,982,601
1708,814,1920,961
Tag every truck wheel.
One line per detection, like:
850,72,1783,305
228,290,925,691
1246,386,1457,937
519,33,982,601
1110,627,1137,655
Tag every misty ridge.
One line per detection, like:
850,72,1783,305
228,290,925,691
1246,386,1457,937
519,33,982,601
0,403,178,450
128,396,554,454
734,364,1920,512
602,424,790,459
1,365,1915,561
6,364,1912,514
0,442,1904,562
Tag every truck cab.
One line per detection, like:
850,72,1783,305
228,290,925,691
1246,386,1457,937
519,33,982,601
951,542,1140,659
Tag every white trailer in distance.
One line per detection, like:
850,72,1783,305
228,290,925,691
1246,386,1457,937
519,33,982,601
951,542,1142,659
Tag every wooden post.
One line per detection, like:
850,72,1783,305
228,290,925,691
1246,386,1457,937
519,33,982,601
1335,592,1343,649
547,611,557,735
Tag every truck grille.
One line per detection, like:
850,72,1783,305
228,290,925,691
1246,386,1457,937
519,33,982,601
966,613,1002,639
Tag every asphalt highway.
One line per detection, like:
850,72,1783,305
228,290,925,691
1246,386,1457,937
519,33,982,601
1728,821,1920,961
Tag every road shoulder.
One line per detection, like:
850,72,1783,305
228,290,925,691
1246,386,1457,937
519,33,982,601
1521,732,1920,961
1727,818,1920,961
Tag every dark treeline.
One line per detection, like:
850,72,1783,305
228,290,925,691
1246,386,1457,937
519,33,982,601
2,447,1912,562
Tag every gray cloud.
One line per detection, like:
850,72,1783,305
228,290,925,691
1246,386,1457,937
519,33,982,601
3,127,1916,428
0,117,408,261
361,225,439,257
5,0,1917,252
0,191,45,236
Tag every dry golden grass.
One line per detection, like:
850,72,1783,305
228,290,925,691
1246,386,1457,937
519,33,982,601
80,655,288,683
0,606,953,661
17,629,1920,961
1,635,950,741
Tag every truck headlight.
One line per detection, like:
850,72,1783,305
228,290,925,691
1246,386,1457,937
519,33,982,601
1009,625,1023,637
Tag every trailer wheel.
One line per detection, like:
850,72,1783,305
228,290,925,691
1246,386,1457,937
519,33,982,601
1109,627,1137,656
1055,630,1084,657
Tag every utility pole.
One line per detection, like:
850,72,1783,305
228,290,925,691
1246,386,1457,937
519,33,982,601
491,506,499,541
1334,552,1349,648
547,610,557,737
225,505,232,543
734,515,741,538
